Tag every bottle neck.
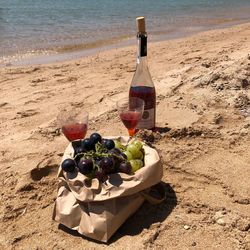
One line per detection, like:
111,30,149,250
137,32,147,64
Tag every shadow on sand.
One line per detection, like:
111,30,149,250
110,181,177,242
58,181,177,244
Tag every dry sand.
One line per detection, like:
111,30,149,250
0,22,250,250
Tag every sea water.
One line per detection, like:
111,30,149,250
0,0,250,65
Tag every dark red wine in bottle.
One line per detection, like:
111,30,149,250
129,17,156,130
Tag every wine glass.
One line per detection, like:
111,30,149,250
116,97,145,137
59,110,89,142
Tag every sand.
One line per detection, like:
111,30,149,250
0,22,249,250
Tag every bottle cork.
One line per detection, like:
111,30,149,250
136,16,146,33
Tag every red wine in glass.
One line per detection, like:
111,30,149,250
119,111,141,136
116,97,144,137
62,123,87,141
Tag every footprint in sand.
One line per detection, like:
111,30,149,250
30,164,58,181
6,67,40,75
16,109,39,118
53,73,64,77
30,78,47,83
24,100,38,105
14,160,58,193
30,78,47,86
70,101,85,108
0,102,10,108
24,95,48,104
56,76,78,83
29,155,59,181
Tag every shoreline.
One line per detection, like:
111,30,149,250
1,18,250,68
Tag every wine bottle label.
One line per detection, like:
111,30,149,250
137,108,155,129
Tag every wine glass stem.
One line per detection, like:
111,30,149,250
128,128,136,137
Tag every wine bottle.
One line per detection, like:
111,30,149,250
129,16,156,130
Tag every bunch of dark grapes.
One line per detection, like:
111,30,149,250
61,133,133,182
